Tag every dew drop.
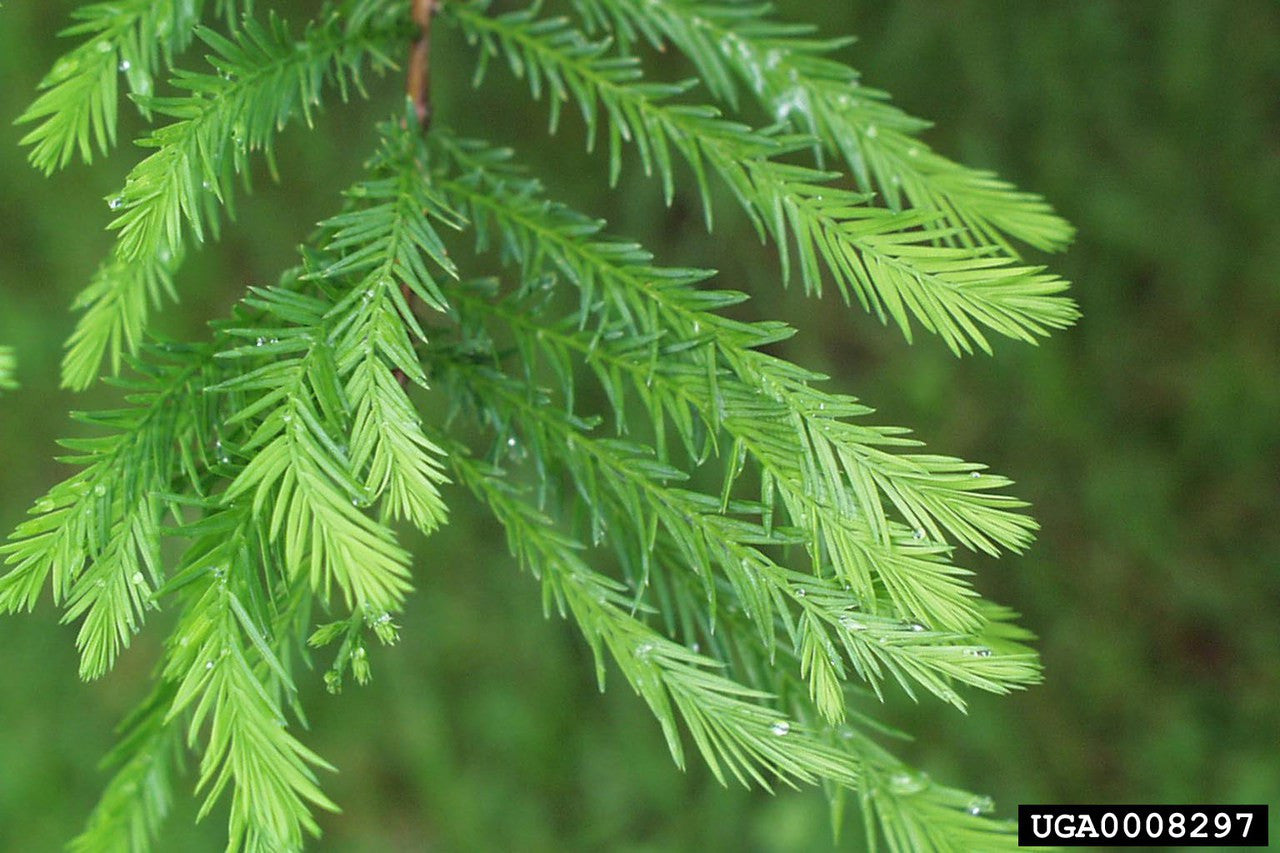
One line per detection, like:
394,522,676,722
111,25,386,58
964,646,993,657
912,528,926,541
839,614,867,631
108,197,123,210
96,40,113,53
93,483,107,497
255,337,265,347
907,145,920,158
966,795,994,816
865,124,879,139
907,622,927,632
690,642,700,653
770,720,791,736
635,642,654,659
507,437,517,447
202,180,212,190
970,470,981,479
795,587,806,598
888,770,928,795
131,571,145,585
118,59,131,72
205,661,214,671
772,87,808,122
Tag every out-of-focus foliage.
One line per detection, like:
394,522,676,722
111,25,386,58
0,1,1276,850
0,346,16,393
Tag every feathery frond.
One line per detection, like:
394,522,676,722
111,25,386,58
18,0,242,174
430,340,1040,717
214,284,416,615
570,0,1075,253
450,447,1026,850
424,134,1039,631
160,509,336,852
446,2,1079,356
0,343,216,678
8,1,1073,849
63,8,401,390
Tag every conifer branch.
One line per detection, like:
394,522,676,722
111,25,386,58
336,288,452,531
17,0,244,174
63,252,184,390
429,133,1038,556
9,1,1076,846
207,129,459,615
446,2,1079,356
430,342,1041,716
570,0,1075,253
422,134,1044,631
449,445,869,785
655,557,1024,849
0,344,216,678
214,287,416,616
447,446,1025,851
160,509,336,852
63,9,400,390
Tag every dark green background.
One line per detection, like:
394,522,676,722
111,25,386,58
1,1,1276,849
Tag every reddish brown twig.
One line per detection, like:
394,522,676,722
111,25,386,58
407,0,439,131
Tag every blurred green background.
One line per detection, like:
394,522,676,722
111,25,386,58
1,1,1277,849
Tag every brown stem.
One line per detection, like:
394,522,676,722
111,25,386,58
407,0,439,131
